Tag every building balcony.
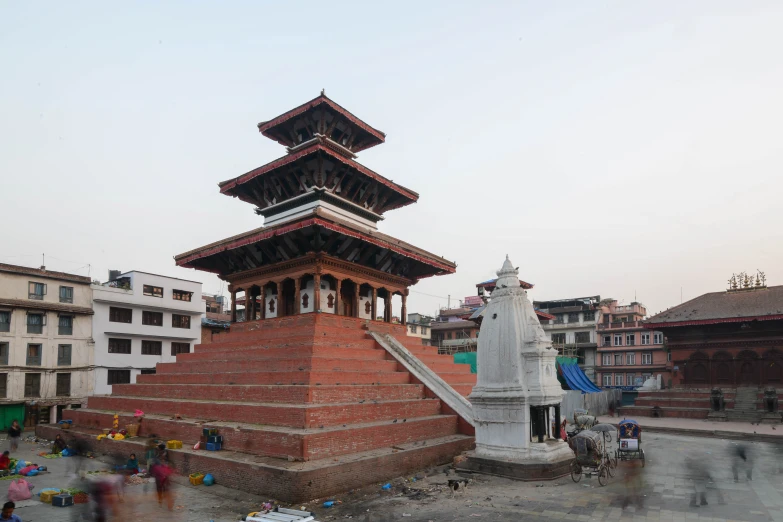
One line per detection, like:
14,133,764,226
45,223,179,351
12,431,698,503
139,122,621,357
597,321,645,330
544,321,597,330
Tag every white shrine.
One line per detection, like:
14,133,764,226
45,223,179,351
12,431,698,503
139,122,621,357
462,257,573,478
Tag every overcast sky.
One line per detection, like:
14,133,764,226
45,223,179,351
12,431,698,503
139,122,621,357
2,2,782,318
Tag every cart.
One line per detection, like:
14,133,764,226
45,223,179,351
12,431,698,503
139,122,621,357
616,419,645,467
568,430,610,486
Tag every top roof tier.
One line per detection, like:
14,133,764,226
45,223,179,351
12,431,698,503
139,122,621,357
257,93,386,153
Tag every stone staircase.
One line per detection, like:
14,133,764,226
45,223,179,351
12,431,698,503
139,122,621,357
37,314,476,502
727,386,761,422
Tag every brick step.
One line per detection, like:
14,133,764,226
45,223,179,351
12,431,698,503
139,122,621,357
223,324,372,343
618,405,710,419
634,398,712,407
87,396,442,429
180,345,390,363
155,357,400,374
136,370,411,386
196,337,380,353
111,383,425,404
36,424,475,503
423,362,473,374
65,409,459,461
637,392,714,399
439,373,478,386
450,384,475,397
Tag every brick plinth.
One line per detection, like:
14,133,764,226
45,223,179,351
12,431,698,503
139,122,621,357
64,314,477,500
456,450,573,481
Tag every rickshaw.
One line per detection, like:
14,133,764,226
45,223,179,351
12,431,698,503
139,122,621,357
616,419,645,466
568,430,610,486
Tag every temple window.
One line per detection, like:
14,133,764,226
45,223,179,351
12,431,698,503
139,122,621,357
302,294,310,309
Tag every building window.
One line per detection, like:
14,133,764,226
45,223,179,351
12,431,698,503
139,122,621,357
58,315,73,336
602,354,612,366
626,333,635,346
410,325,418,333
171,342,190,356
554,314,565,324
24,373,41,397
642,373,652,382
551,333,566,345
446,332,452,340
56,373,71,396
575,332,591,344
626,352,636,365
57,344,72,366
171,314,191,329
26,344,42,366
615,374,624,386
172,289,192,302
583,311,595,321
143,285,163,298
613,334,622,346
602,335,611,347
59,286,73,304
28,282,46,300
642,352,652,365
0,312,8,333
627,373,636,386
0,343,7,365
141,340,162,355
107,370,131,385
568,313,579,323
142,311,163,326
140,369,156,375
26,313,45,334
456,331,466,339
641,333,650,345
614,354,623,366
653,332,664,344
667,352,671,362
0,374,6,398
421,327,428,335
603,374,612,387
109,307,132,323
108,338,132,354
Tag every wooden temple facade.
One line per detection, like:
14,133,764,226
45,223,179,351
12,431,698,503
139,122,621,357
175,93,456,324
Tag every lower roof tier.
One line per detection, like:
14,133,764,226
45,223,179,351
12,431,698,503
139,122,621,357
174,208,456,282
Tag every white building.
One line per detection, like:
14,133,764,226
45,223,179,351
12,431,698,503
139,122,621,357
406,313,433,345
92,271,204,395
0,263,94,426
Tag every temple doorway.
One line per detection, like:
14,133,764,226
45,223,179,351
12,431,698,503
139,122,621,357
739,361,755,385
282,279,296,317
341,280,357,317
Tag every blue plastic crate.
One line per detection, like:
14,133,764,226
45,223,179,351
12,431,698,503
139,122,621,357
53,494,74,507
207,435,223,444
206,442,222,451
202,427,218,437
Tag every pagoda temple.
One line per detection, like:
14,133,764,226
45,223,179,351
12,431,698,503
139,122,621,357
175,93,456,323
40,94,476,502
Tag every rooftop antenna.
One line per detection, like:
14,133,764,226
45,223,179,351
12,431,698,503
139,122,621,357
41,253,45,270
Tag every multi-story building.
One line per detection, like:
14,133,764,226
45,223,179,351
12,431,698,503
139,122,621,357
430,307,479,354
201,293,231,345
406,313,433,345
0,263,94,426
92,271,204,395
533,296,601,383
596,300,668,389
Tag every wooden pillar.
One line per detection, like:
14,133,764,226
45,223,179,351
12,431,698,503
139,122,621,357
313,274,321,313
536,407,545,443
277,280,285,318
371,287,377,321
249,287,256,321
294,277,301,315
260,283,266,320
553,405,561,440
401,293,407,325
354,284,360,318
230,288,237,323
335,279,342,316
385,295,391,323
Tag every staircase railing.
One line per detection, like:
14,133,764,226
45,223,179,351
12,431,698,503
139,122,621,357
368,332,475,427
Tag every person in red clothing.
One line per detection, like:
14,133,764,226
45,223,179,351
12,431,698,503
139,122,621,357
0,451,10,474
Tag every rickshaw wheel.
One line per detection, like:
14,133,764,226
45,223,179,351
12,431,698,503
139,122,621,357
610,452,618,468
598,465,609,486
605,457,615,478
570,460,582,483
640,449,645,467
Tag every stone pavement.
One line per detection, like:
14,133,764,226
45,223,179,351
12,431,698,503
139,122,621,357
596,415,783,442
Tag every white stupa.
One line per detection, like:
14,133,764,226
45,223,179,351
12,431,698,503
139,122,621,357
468,256,573,466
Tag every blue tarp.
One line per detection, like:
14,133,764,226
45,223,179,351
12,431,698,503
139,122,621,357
557,357,601,393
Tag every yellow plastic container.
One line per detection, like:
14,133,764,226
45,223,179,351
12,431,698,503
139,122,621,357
189,473,204,486
166,440,183,449
40,490,57,503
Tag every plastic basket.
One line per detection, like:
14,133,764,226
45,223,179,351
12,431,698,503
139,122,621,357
125,424,139,437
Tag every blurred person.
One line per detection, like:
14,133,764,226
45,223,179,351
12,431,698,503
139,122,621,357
685,455,725,507
87,476,118,522
156,443,169,464
7,421,21,453
66,437,90,477
150,460,174,510
731,443,753,482
0,502,21,522
125,453,139,474
620,458,644,509
0,451,10,473
144,439,158,468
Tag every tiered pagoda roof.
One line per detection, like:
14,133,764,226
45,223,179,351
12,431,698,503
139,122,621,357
177,93,455,282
